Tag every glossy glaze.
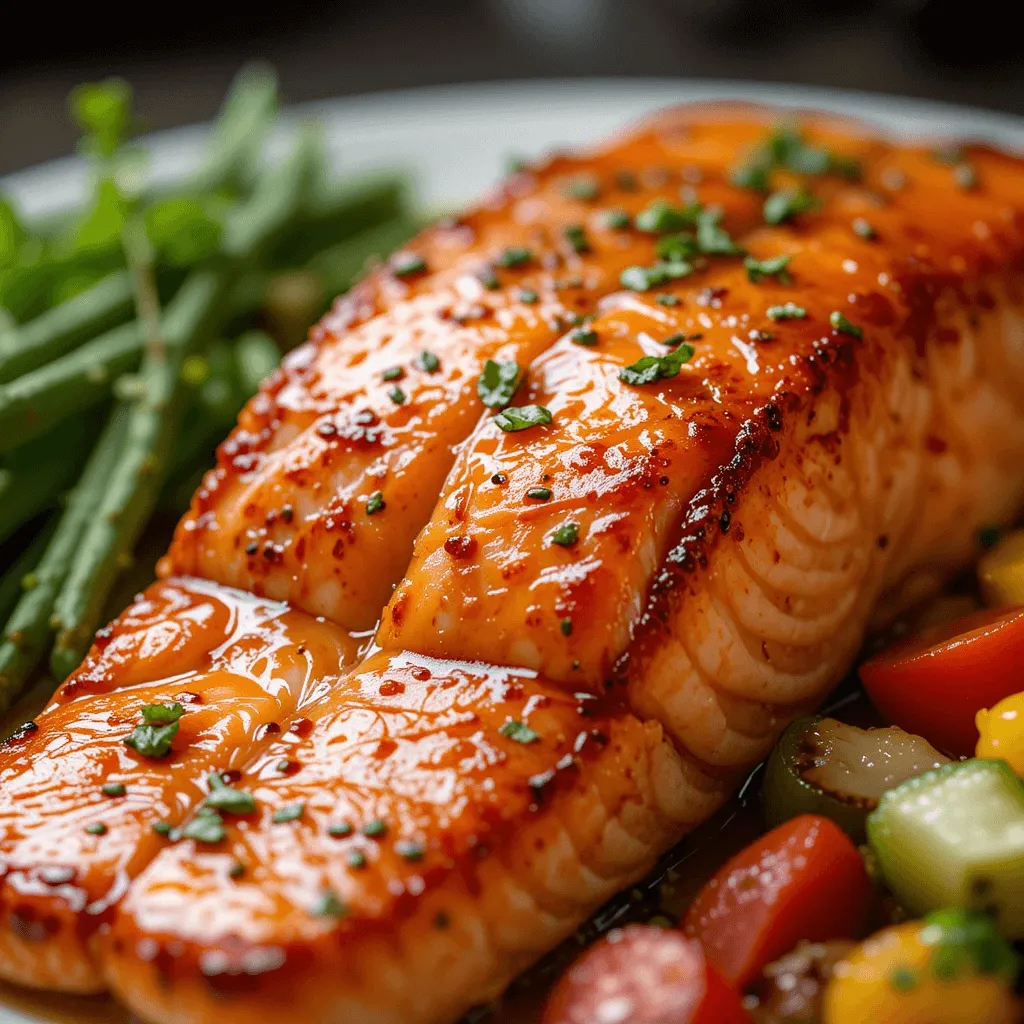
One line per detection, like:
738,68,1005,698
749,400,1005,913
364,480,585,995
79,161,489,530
3,104,1024,1024
0,579,361,991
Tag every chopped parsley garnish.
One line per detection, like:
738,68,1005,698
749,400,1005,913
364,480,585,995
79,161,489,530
744,253,793,284
763,187,818,225
391,252,427,278
563,175,601,201
560,617,573,636
889,967,918,992
381,366,404,382
477,359,524,408
619,340,695,386
767,302,807,321
205,772,256,815
328,822,354,838
228,860,245,879
102,782,126,797
396,840,426,861
518,288,539,304
387,385,406,405
635,198,701,234
563,224,591,254
311,889,348,918
496,246,533,268
366,491,385,515
494,405,552,432
182,807,225,844
499,720,541,744
601,209,631,230
852,217,877,240
152,820,173,836
478,266,500,290
415,350,441,373
124,702,185,758
655,293,679,306
695,210,744,256
730,159,773,193
620,261,693,292
572,327,599,347
656,233,698,263
272,803,305,824
731,124,861,192
348,849,367,869
361,819,388,838
527,486,552,501
830,311,863,338
85,822,107,836
550,521,580,547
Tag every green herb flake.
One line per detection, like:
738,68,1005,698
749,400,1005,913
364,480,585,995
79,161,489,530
182,807,226,844
620,261,693,292
572,327,599,347
415,350,441,373
730,159,773,193
656,233,698,263
829,310,863,339
328,822,354,838
635,198,701,234
763,187,819,225
381,366,404,382
366,491,385,516
391,252,427,278
205,772,256,816
478,266,501,290
228,860,245,879
477,359,524,408
102,782,126,797
124,703,185,759
767,302,808,321
499,720,541,744
152,820,173,836
387,385,406,406
526,486,552,501
496,246,533,268
494,405,553,433
311,889,348,918
550,521,580,547
563,224,591,254
361,819,388,838
852,217,877,240
920,908,1019,985
696,211,744,256
744,253,793,284
563,175,601,202
619,340,695,386
272,803,305,824
601,209,631,230
655,293,680,306
396,840,426,862
560,617,573,637
518,288,539,304
85,822,108,836
888,966,918,992
348,849,367,869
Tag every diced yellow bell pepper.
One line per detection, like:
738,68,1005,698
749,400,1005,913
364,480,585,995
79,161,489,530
978,530,1024,608
823,913,1019,1024
976,692,1024,776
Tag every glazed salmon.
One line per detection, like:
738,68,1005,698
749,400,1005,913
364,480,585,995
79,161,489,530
4,104,1024,1024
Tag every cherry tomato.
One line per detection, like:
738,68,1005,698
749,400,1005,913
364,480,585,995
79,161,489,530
543,924,749,1024
860,605,1024,756
682,815,872,988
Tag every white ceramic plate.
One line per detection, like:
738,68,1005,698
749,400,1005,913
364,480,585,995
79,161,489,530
2,77,1023,1024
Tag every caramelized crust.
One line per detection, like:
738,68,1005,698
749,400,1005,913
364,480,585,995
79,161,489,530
3,104,1024,1023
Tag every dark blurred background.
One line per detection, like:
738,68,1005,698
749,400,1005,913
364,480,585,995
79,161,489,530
2,0,1022,176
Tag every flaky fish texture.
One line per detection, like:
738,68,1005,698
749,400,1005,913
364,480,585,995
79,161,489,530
4,103,1024,1024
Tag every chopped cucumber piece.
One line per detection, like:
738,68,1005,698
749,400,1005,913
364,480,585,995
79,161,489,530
868,759,1024,937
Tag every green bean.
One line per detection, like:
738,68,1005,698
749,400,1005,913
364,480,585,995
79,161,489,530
0,322,141,453
0,425,88,544
50,270,225,679
0,524,55,629
0,408,128,708
0,269,135,383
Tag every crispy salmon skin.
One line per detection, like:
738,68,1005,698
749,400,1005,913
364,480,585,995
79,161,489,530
4,103,1024,1024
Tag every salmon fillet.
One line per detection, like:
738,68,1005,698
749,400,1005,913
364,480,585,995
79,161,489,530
4,103,1024,1023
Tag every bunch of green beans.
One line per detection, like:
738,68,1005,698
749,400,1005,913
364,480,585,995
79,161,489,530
0,65,420,711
